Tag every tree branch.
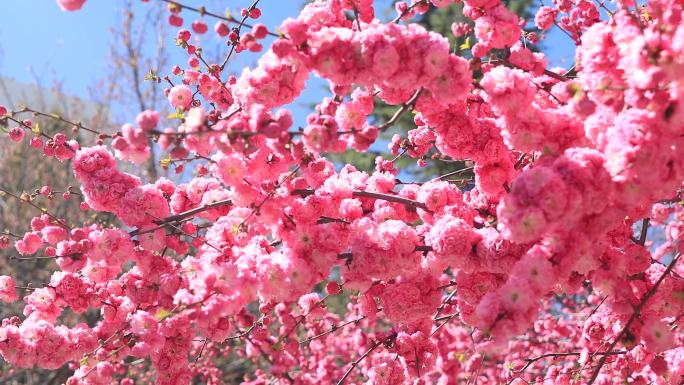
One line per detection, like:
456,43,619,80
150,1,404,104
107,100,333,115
291,189,429,211
587,253,681,384
335,333,397,385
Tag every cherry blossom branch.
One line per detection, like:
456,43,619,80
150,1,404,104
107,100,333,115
317,216,350,225
224,319,262,342
338,244,433,263
291,189,429,211
431,312,459,337
158,0,276,35
553,21,580,44
335,333,398,385
433,289,458,320
148,213,223,253
219,0,269,71
432,165,475,182
391,0,429,23
244,334,295,384
298,316,367,345
240,166,301,226
433,312,458,322
0,188,70,230
150,107,242,139
15,107,111,138
9,254,59,261
424,284,460,337
592,0,615,17
0,229,22,239
587,252,681,384
129,198,233,236
436,280,456,290
378,88,423,132
517,350,627,374
630,218,650,245
80,341,132,380
492,57,569,83
584,296,607,322
4,115,76,153
278,295,330,345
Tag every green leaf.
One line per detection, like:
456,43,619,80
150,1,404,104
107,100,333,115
155,308,172,321
452,351,467,363
167,110,185,120
459,36,471,51
144,69,159,82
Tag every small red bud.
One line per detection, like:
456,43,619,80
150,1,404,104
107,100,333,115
325,281,342,295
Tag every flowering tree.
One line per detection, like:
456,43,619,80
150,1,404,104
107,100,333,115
1,0,683,384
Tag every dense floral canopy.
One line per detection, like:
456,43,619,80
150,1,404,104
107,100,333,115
0,0,683,384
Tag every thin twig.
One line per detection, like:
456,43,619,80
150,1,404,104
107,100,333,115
335,333,397,385
587,253,681,384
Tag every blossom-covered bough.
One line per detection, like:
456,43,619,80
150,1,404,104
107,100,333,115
0,0,683,384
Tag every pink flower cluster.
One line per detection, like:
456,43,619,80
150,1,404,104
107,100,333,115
7,0,684,384
73,146,169,227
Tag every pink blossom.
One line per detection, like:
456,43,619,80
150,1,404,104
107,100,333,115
56,0,86,11
167,85,193,110
15,232,43,255
135,110,160,131
535,6,557,30
0,276,18,303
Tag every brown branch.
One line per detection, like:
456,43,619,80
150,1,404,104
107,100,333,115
291,189,429,211
587,253,681,384
15,107,111,138
0,229,22,238
224,320,261,342
492,58,569,82
9,255,59,261
432,165,474,182
5,116,76,153
0,188,70,230
431,312,459,337
158,0,278,37
433,289,458,320
391,0,429,23
299,316,367,345
337,244,433,263
433,312,458,322
584,296,607,323
219,0,275,71
317,216,350,225
129,198,233,236
518,350,626,374
378,88,423,132
335,333,397,385
638,218,650,246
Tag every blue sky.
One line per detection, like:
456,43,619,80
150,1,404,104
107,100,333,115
0,1,321,122
0,0,575,125
0,1,309,96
